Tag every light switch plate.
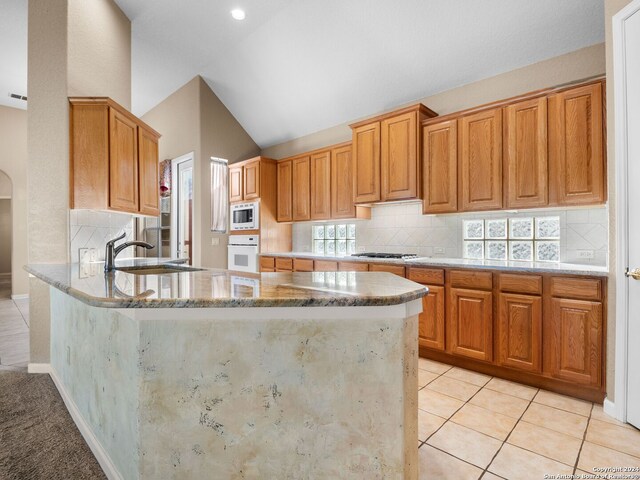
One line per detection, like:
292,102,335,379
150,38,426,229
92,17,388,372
577,250,595,259
434,247,445,255
211,237,220,246
79,248,90,264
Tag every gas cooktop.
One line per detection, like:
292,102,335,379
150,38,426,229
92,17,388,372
351,253,418,259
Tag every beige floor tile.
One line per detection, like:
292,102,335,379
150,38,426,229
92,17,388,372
521,403,588,439
489,444,574,480
0,315,29,336
427,421,502,468
419,409,446,441
483,377,538,400
419,369,439,388
419,445,483,480
419,357,452,374
418,389,464,419
577,441,640,472
533,389,592,416
507,420,582,466
443,367,491,387
585,419,640,458
451,403,517,440
481,473,505,480
591,404,636,430
425,375,481,402
470,387,530,418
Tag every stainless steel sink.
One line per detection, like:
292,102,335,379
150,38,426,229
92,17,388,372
116,265,204,275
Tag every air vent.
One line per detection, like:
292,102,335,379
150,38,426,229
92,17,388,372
9,93,27,101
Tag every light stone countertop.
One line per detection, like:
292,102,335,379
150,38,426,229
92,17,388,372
262,252,609,277
25,258,427,308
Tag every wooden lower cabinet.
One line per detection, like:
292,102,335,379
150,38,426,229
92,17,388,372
260,257,275,272
498,293,542,373
293,258,314,272
419,285,446,351
448,288,493,362
369,263,406,277
548,298,602,386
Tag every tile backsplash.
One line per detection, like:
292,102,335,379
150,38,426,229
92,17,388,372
292,202,608,266
69,210,134,263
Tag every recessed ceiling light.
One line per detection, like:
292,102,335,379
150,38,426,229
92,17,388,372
231,8,245,20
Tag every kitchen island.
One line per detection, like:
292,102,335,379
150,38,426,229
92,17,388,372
26,261,426,480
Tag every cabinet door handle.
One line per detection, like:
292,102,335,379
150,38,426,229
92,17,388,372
625,268,640,280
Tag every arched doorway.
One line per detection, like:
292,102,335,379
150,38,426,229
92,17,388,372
0,170,11,299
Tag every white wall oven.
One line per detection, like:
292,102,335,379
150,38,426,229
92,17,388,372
228,235,259,273
230,202,259,231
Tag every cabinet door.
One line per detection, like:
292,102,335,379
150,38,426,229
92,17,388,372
381,112,418,201
292,156,311,221
137,126,160,216
419,285,446,351
459,108,503,211
229,165,244,203
243,159,260,200
423,119,457,213
276,160,292,222
498,293,542,373
109,108,139,212
548,82,605,206
331,145,356,219
448,288,493,361
310,150,331,220
548,298,602,386
504,97,548,208
352,122,381,203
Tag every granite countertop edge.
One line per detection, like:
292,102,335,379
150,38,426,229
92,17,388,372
24,265,428,309
261,252,609,277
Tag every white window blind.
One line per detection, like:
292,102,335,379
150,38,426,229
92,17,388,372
211,158,228,233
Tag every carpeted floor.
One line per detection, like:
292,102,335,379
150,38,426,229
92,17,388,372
0,369,106,479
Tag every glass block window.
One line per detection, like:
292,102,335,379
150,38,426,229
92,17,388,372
463,216,560,262
313,224,356,256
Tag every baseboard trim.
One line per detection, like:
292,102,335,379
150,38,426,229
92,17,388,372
11,294,29,300
27,363,51,374
47,367,123,480
603,398,623,422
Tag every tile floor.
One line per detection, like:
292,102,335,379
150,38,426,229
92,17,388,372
0,296,30,369
417,357,640,480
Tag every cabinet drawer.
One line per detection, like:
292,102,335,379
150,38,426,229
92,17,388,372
498,273,542,295
369,263,406,277
314,260,338,272
293,258,314,272
407,267,445,285
550,277,602,301
275,257,293,271
338,261,369,271
449,270,493,290
260,257,275,272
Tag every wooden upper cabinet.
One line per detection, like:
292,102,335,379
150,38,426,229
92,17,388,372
448,288,493,361
548,298,602,386
331,144,356,219
276,160,293,222
423,119,457,214
419,285,446,351
310,150,331,220
548,82,605,206
352,122,381,203
459,108,503,211
497,293,542,373
109,107,139,213
504,97,548,209
292,156,311,221
229,165,244,203
70,98,161,215
381,112,419,201
243,159,260,200
138,126,161,216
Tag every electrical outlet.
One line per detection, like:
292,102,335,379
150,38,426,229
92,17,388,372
79,248,90,264
357,246,366,253
211,237,220,246
434,247,445,255
577,250,595,259
89,248,98,262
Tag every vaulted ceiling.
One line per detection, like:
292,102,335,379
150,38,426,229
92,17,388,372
1,0,605,148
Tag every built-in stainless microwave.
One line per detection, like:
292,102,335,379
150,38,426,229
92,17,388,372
230,202,259,231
